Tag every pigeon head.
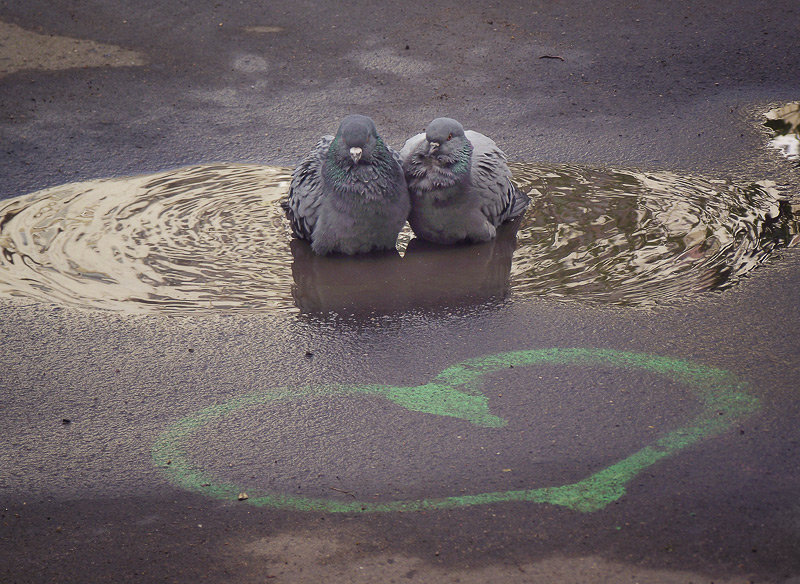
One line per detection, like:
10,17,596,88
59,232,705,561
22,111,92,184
332,114,380,166
323,115,401,201
424,117,467,157
404,117,473,193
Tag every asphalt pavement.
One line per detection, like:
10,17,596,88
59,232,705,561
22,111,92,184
1,1,799,582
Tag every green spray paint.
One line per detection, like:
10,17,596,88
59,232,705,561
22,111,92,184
151,348,759,513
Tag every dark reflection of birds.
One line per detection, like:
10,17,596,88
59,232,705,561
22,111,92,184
401,219,522,308
289,239,404,315
289,218,522,316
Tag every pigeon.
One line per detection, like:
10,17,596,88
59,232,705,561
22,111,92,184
283,115,410,255
400,117,530,244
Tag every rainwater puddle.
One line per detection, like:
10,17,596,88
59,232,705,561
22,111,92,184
0,163,795,315
765,102,800,164
509,163,797,305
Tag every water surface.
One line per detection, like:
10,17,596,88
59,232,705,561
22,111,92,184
509,163,796,305
0,163,794,315
765,102,800,164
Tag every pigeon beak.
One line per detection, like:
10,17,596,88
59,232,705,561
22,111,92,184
428,141,440,155
349,147,363,163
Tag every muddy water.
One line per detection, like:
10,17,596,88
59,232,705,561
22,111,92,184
0,163,795,315
509,164,796,305
0,165,296,312
765,102,800,164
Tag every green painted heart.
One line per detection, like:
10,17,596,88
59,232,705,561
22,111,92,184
152,348,758,513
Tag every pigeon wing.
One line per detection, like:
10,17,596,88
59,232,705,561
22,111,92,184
283,136,333,240
466,130,529,225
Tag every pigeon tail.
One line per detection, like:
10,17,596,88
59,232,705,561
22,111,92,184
505,183,531,221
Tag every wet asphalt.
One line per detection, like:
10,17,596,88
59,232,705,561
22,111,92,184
1,1,800,582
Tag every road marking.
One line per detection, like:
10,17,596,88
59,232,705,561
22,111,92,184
152,348,759,512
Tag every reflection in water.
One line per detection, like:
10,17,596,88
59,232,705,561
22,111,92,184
0,165,295,312
765,102,800,163
509,164,796,305
0,163,795,314
290,223,519,315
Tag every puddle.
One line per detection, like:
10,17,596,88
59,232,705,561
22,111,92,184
0,163,795,315
0,165,296,313
509,163,797,305
765,102,800,164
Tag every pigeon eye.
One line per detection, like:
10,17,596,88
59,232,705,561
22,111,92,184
447,133,452,141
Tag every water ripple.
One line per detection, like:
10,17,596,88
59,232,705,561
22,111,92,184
0,165,295,312
0,163,795,314
765,102,800,164
509,163,796,305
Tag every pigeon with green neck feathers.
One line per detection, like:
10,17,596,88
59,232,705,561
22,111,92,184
284,115,410,255
400,117,530,244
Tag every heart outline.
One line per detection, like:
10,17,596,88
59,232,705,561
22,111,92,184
152,348,759,513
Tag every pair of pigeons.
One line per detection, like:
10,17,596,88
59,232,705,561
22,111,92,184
284,115,530,255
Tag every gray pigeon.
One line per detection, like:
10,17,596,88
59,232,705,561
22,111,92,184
283,115,410,255
400,117,530,244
